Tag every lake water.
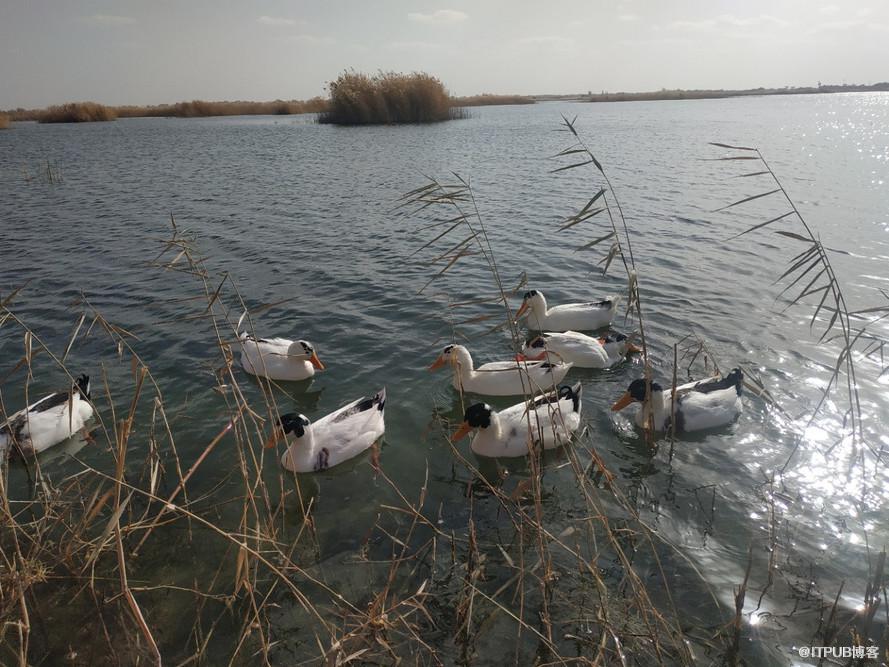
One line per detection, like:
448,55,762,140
1,94,888,665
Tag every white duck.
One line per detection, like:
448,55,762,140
515,290,620,332
239,332,324,381
611,369,743,432
451,383,583,458
265,388,385,473
518,331,641,368
428,344,572,396
0,375,94,457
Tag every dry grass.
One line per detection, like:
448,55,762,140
115,97,328,118
319,71,461,125
451,94,535,107
10,98,328,122
0,114,9,129
38,102,117,123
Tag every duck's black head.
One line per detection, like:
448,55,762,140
604,332,627,344
522,290,539,300
527,336,546,349
299,341,314,355
463,403,493,429
279,413,310,438
442,344,455,354
627,379,662,401
76,375,91,399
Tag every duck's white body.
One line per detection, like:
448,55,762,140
239,333,323,382
0,376,93,457
517,291,619,332
613,370,744,433
429,344,572,396
270,388,386,473
454,383,583,458
521,331,637,369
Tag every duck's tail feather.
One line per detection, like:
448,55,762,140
695,368,744,396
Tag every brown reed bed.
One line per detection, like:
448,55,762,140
319,71,462,125
0,114,9,129
115,97,328,118
450,93,535,107
9,98,328,122
38,102,117,123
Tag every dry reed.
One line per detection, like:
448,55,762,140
0,114,9,129
38,102,117,123
319,71,460,125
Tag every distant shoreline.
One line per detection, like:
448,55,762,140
551,82,889,104
4,82,888,124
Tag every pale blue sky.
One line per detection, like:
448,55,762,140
2,0,887,108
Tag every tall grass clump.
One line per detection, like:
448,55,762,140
0,113,9,129
39,102,117,123
319,71,460,125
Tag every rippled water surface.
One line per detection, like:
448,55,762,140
1,94,888,664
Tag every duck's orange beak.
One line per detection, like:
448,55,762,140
428,355,447,371
450,421,473,442
515,301,530,319
627,343,643,354
310,352,325,370
611,392,635,412
516,351,546,362
264,425,284,449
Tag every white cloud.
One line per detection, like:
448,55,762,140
387,41,442,51
407,9,468,25
667,14,788,30
89,14,135,25
818,5,841,14
618,14,640,22
814,19,889,32
291,34,335,45
257,16,301,27
518,35,575,51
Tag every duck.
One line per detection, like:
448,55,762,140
238,331,324,382
518,331,641,368
265,388,385,473
0,375,94,458
515,290,620,332
451,383,582,458
611,368,744,432
428,344,572,396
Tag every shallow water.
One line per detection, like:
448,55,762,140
1,94,888,664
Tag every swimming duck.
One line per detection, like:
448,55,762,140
428,344,572,396
239,332,324,382
265,388,385,473
518,331,641,368
0,375,93,457
451,383,582,458
515,290,620,331
611,369,743,432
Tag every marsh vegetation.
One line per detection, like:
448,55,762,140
319,71,462,125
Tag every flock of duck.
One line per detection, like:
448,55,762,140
0,290,745,474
